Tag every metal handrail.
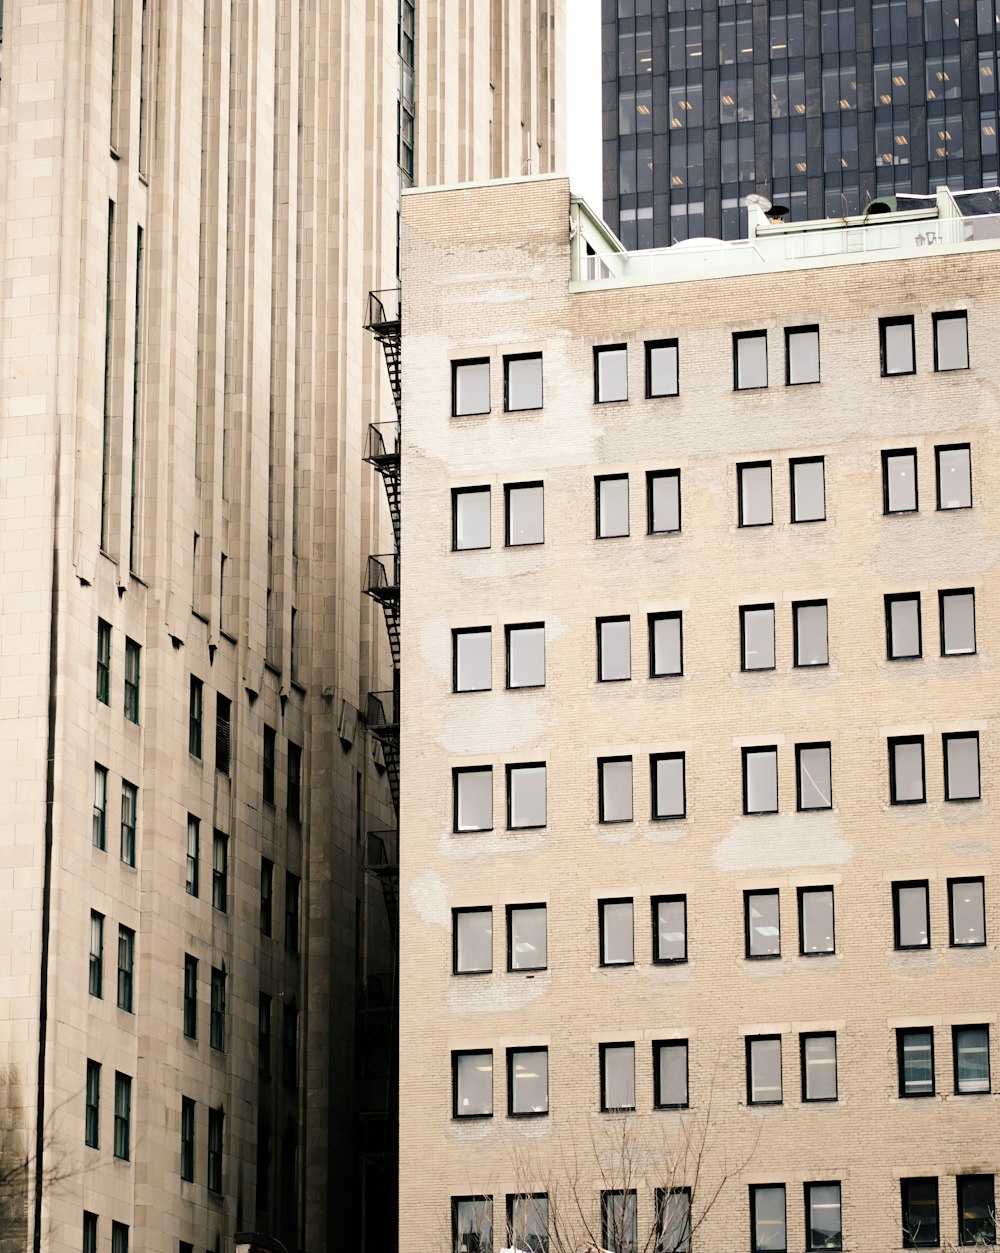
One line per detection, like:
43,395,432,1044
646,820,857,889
366,553,399,595
364,287,401,332
365,421,401,463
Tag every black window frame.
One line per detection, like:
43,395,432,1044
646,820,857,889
943,731,981,802
452,1196,493,1253
948,876,986,948
504,480,545,547
652,1038,689,1109
652,894,688,964
880,315,916,377
599,897,635,967
595,473,630,539
885,592,922,660
85,1058,101,1148
453,765,493,833
506,761,547,830
804,1181,842,1252
452,1048,494,1120
797,886,836,956
506,1193,549,1253
97,618,111,705
598,755,634,824
744,888,781,959
648,611,683,678
452,357,491,417
597,615,632,683
453,906,493,976
451,485,491,552
953,1023,991,1096
740,603,776,672
795,741,832,812
897,1028,936,1098
733,329,768,391
881,447,919,513
655,1187,692,1253
594,344,629,404
750,1183,787,1253
452,626,493,693
742,746,779,816
503,351,543,413
893,879,930,950
784,324,821,386
789,455,826,522
957,1175,996,1246
746,1034,783,1106
180,1095,195,1182
262,724,275,805
935,441,972,510
116,924,134,1013
124,637,140,724
800,1032,838,1103
888,735,926,805
650,752,686,820
183,953,197,1039
215,693,231,776
505,621,545,689
932,310,969,373
645,338,679,398
506,1045,549,1117
938,588,976,657
188,675,203,758
210,965,226,1051
792,599,829,668
901,1177,939,1248
599,1043,636,1113
646,469,682,534
601,1189,638,1253
507,902,547,972
737,460,773,527
207,1106,224,1194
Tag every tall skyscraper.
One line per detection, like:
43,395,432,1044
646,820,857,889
602,0,1000,246
0,5,562,1252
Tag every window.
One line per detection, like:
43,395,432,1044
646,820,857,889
506,623,544,688
646,339,679,398
786,325,820,385
741,605,775,671
882,448,918,512
653,895,687,963
805,1182,842,1251
790,457,825,521
653,1040,688,1108
957,1175,995,1245
116,925,134,1012
743,747,778,814
936,443,972,509
263,725,276,804
954,1025,991,1094
119,781,137,866
595,345,628,403
599,757,633,823
287,742,301,821
881,316,916,376
800,1032,838,1102
454,767,492,832
745,889,780,958
898,1029,935,1097
794,601,828,666
453,1197,493,1253
738,462,772,526
940,589,975,655
602,1190,638,1253
508,904,546,971
933,311,969,372
453,486,491,550
207,1107,224,1193
508,1047,548,1115
83,1212,98,1253
901,1178,939,1247
600,899,634,966
97,619,111,704
453,1050,493,1117
85,1060,100,1147
798,887,835,955
651,753,685,820
507,763,546,829
949,878,986,947
111,1223,129,1253
656,1188,691,1253
649,612,682,677
796,743,832,811
180,1096,195,1181
886,593,922,659
453,359,490,416
258,993,271,1075
598,617,631,681
454,908,492,974
647,470,681,534
894,881,930,949
124,637,140,723
505,482,544,546
285,872,300,951
89,911,104,998
504,353,542,411
113,1072,131,1160
212,830,228,912
189,676,203,757
215,694,231,775
750,1185,786,1252
454,628,491,692
734,330,768,389
260,858,273,936
747,1035,783,1104
596,475,629,538
508,1194,548,1253
600,1045,636,1111
944,730,982,800
185,815,199,897
210,966,226,1051
889,736,925,804
183,954,197,1039
93,765,108,850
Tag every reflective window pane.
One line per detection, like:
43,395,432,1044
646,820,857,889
650,614,682,676
655,1041,688,1107
791,458,825,521
933,312,968,371
806,1183,841,1251
454,488,491,550
735,332,768,389
800,888,835,955
507,625,545,688
455,1198,493,1253
455,768,492,831
883,450,918,511
739,463,773,526
887,595,921,658
787,327,820,384
648,471,680,533
901,1178,938,1247
949,878,986,946
744,749,778,814
936,445,972,508
895,882,929,948
454,1052,492,1116
510,1049,548,1114
742,606,775,670
600,758,634,822
899,1030,934,1097
599,618,632,681
598,476,630,537
596,346,628,402
510,1195,549,1253
505,355,543,411
603,1190,638,1253
455,909,492,974
748,1036,782,1103
945,733,980,800
654,896,687,962
454,629,491,692
797,744,832,810
653,754,685,819
803,1034,838,1100
602,1045,636,1110
954,1026,990,1093
752,1185,786,1253
601,900,634,965
506,484,544,546
509,764,546,828
882,318,915,375
795,602,829,666
510,905,547,970
746,890,781,957
647,341,679,397
958,1176,996,1245
454,360,491,416
657,1190,691,1253
890,739,925,803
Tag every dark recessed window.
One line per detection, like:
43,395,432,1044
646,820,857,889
741,604,775,671
507,763,546,829
944,731,980,801
453,907,492,975
793,600,829,666
747,1035,783,1104
504,353,543,412
935,443,972,509
804,1182,842,1251
880,316,916,376
798,887,835,955
185,815,199,897
750,1184,786,1253
452,486,491,551
453,766,492,832
796,742,832,811
743,747,778,814
901,1177,938,1247
453,627,492,692
508,1194,548,1253
957,1175,995,1246
734,330,768,389
801,1034,838,1102
790,456,825,521
452,1050,493,1118
745,889,781,958
645,339,679,397
651,752,685,819
655,1188,691,1253
939,589,975,655
596,474,630,538
453,1197,493,1253
452,359,491,416
97,619,111,705
647,469,681,533
932,311,969,372
653,1040,689,1108
649,612,683,677
215,693,231,775
953,1024,991,1094
949,877,986,947
889,736,925,804
595,345,628,403
599,756,633,823
885,593,921,659
124,638,140,724
600,1044,636,1112
508,1047,548,1115
259,858,273,936
508,903,547,971
882,448,918,512
599,898,634,966
597,616,631,681
505,482,544,546
785,325,820,385
738,461,773,526
262,724,275,805
602,1189,637,1253
893,880,930,949
897,1028,935,1097
506,623,545,688
652,894,687,963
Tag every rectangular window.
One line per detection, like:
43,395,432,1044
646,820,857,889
747,1036,783,1104
454,767,493,832
794,600,829,666
598,617,631,681
805,1182,842,1251
119,782,137,866
454,907,493,974
453,486,491,551
954,1025,991,1094
957,1175,995,1245
734,330,768,389
507,763,546,829
599,756,633,823
260,858,273,936
656,1188,691,1253
738,462,773,526
741,604,775,671
453,1050,493,1117
282,1001,297,1085
798,887,835,954
596,475,629,538
751,1185,786,1252
85,1060,100,1147
508,904,546,971
263,725,276,804
645,339,679,397
653,895,687,963
124,638,140,723
743,747,778,814
939,589,975,655
898,1029,935,1097
801,1033,838,1102
790,457,825,521
647,470,681,534
881,316,916,376
111,1223,129,1253
600,899,634,966
454,628,492,692
97,619,111,704
949,877,986,947
258,993,271,1075
505,482,544,546
886,593,922,659
901,1178,939,1247
210,966,226,1051
745,889,781,958
287,742,301,821
84,1213,98,1253
600,1044,636,1112
93,764,108,850
944,731,980,800
207,1107,224,1193
506,623,545,688
936,443,972,509
116,925,134,1012
651,753,685,820
285,872,300,951
882,448,918,512
786,325,820,385
894,880,930,948
595,345,628,403
113,1072,131,1160
933,311,969,371
185,815,199,897
508,1047,548,1115
89,911,104,998
649,612,683,677
188,676,203,757
180,1096,195,1182
889,736,925,804
508,1194,548,1253
215,694,231,775
504,353,543,411
183,954,197,1039
453,359,490,416
796,743,832,811
653,1040,688,1108
453,1197,493,1253
212,830,228,912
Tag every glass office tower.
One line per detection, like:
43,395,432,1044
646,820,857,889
603,0,1000,246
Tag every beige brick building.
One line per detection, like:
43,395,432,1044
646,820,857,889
0,5,562,1252
399,175,1000,1253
